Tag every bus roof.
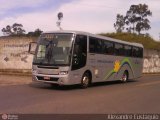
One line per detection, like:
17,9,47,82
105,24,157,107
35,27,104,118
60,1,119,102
44,30,144,48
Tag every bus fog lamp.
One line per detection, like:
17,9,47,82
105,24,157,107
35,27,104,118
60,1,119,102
59,71,68,75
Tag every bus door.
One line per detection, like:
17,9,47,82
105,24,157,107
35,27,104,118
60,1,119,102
71,35,87,80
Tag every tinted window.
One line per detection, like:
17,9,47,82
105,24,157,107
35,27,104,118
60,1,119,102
89,37,102,54
96,39,103,53
132,47,143,58
89,37,95,53
103,40,114,55
139,48,143,58
89,36,143,58
115,43,124,56
124,45,132,57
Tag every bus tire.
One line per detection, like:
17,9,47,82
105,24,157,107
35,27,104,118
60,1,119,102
121,71,128,83
81,72,91,89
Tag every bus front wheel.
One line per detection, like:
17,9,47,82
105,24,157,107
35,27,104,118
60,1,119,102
81,73,91,89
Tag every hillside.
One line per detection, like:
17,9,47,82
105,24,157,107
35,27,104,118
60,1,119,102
100,32,160,50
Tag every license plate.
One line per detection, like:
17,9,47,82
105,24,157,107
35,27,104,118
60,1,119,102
44,76,50,80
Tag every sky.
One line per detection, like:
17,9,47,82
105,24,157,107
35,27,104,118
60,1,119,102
0,0,160,41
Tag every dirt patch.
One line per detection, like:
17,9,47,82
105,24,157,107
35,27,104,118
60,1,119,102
0,69,31,76
0,74,32,86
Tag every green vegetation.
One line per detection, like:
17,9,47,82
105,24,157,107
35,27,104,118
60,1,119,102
111,3,160,50
2,23,25,36
114,4,152,34
100,32,160,50
1,23,42,37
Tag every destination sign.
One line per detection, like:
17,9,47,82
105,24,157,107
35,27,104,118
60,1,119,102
41,34,56,39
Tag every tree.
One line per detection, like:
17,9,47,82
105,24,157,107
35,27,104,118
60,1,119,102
1,25,12,35
2,23,26,36
27,28,43,36
34,28,43,36
114,4,152,34
125,4,152,34
12,23,25,35
114,14,125,33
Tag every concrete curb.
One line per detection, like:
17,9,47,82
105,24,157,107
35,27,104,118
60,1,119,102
0,72,32,76
0,69,32,76
143,73,160,76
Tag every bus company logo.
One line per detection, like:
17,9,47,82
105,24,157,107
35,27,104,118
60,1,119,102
114,60,120,72
2,114,8,120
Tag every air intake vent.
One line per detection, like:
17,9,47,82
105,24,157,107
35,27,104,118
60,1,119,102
37,66,59,69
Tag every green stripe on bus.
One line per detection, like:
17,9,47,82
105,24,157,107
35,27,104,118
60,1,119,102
103,58,135,80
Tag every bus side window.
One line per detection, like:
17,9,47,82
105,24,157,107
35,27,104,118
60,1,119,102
103,41,114,55
89,37,103,54
89,37,96,53
115,43,124,56
124,45,132,57
96,39,103,54
139,48,143,58
132,47,143,58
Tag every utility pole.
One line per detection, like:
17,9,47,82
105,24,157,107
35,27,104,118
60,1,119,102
56,12,63,30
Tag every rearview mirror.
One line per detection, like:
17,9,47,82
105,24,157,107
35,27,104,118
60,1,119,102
28,42,37,55
72,54,79,65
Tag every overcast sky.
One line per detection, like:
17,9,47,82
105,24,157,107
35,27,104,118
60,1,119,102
0,0,159,41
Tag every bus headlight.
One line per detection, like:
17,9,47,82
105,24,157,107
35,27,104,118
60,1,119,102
59,71,68,75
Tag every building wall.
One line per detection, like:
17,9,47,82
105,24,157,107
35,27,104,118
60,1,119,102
0,37,160,73
143,49,160,73
0,37,36,72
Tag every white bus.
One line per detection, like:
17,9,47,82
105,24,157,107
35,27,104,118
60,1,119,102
29,30,143,88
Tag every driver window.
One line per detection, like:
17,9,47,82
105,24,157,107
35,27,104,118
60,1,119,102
71,35,87,70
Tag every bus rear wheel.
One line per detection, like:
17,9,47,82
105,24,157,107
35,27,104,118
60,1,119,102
81,73,91,89
121,71,128,83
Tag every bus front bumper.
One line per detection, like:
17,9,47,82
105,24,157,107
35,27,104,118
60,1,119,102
32,73,70,85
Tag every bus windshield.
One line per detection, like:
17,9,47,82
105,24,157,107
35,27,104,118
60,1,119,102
33,33,74,66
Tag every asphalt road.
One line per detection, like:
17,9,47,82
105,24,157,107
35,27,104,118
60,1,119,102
0,74,160,114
